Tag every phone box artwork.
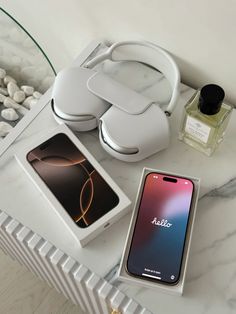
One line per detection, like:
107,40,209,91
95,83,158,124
118,167,200,295
15,124,131,247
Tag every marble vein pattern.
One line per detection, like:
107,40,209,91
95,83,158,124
0,46,235,314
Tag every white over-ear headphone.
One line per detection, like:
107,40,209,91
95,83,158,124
51,41,180,162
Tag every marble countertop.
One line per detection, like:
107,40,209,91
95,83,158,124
0,43,236,314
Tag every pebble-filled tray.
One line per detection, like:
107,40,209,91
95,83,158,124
0,67,44,136
0,8,55,139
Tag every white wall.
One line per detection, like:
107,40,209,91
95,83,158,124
1,0,235,105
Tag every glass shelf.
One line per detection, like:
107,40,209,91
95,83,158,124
0,7,56,131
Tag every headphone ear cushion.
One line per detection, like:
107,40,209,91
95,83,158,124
99,104,170,161
52,67,110,131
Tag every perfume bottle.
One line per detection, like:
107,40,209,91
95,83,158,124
179,84,233,156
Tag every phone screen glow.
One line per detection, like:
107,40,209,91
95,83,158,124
127,172,194,284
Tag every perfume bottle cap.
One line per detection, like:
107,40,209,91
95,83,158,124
199,84,225,115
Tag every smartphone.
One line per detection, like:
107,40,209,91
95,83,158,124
126,172,194,285
26,133,119,228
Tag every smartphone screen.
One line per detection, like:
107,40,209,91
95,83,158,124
26,133,119,228
126,172,194,285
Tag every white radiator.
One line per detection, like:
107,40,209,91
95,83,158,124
0,210,152,314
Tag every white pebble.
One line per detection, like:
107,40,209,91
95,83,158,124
0,87,8,96
4,75,16,85
0,93,6,103
1,108,19,121
0,68,6,79
17,105,29,116
13,90,25,103
22,96,34,109
33,91,42,99
21,85,34,96
3,97,20,109
29,98,38,109
0,121,13,137
7,82,19,98
26,78,38,88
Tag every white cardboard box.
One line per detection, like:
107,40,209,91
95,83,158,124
15,123,131,247
118,167,200,295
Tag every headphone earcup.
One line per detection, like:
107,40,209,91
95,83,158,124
99,104,170,162
52,67,110,131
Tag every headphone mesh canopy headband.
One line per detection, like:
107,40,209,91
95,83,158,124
85,41,180,116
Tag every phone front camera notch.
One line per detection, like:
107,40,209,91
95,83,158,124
163,177,177,183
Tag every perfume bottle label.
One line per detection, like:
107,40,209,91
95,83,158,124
185,116,211,143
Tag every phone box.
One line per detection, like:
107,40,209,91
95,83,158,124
15,124,131,247
118,167,200,296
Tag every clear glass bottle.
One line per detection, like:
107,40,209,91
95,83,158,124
179,84,233,156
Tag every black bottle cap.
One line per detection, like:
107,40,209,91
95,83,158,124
199,84,225,115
